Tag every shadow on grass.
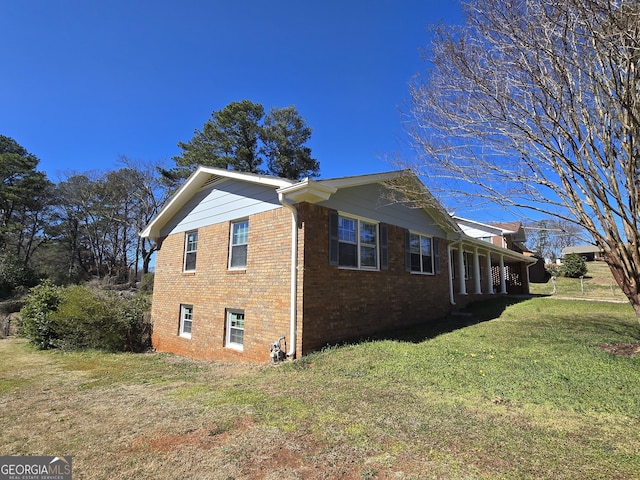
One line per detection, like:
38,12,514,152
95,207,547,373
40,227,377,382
372,296,534,344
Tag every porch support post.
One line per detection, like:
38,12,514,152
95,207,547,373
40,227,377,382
473,247,482,294
458,244,467,295
499,254,507,294
485,251,494,294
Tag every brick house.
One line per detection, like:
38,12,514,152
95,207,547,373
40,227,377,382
453,216,548,285
141,167,536,362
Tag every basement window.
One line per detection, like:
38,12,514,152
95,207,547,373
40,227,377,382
179,304,193,338
226,309,245,350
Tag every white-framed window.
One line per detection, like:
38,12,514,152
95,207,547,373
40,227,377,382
226,309,245,350
179,304,193,338
183,231,198,272
409,233,434,274
337,215,378,269
229,219,249,269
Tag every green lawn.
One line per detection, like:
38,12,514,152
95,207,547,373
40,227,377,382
1,296,639,479
530,260,628,301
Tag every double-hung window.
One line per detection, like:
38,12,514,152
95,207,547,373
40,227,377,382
337,215,378,269
409,233,434,274
226,309,245,350
229,220,249,269
179,304,193,338
183,231,198,272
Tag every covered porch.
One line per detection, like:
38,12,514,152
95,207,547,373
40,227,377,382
446,236,537,305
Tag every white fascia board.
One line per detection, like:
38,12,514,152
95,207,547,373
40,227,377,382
277,178,337,203
453,216,508,236
196,166,294,189
459,234,537,264
140,166,294,239
276,171,409,204
317,170,410,189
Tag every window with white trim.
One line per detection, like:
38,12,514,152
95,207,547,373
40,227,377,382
229,219,249,269
183,231,198,271
226,309,245,350
409,233,434,274
337,215,378,269
179,304,193,338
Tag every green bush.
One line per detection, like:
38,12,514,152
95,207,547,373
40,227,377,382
561,253,588,278
18,280,63,349
139,273,154,293
20,283,151,352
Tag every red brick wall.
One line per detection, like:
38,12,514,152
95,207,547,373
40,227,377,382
151,201,478,361
150,207,295,362
297,203,453,355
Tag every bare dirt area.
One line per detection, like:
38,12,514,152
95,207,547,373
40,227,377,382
600,343,640,356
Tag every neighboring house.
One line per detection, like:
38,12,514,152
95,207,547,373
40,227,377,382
454,216,548,283
141,167,536,362
453,216,527,251
561,245,603,261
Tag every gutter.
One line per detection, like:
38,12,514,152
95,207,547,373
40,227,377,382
278,193,298,359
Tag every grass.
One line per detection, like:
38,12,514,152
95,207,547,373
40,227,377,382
1,296,640,479
529,260,628,301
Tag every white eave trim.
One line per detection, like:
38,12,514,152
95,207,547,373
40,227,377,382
140,166,294,239
277,179,337,203
446,232,537,264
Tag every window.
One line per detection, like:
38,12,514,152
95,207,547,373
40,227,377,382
229,220,249,269
179,304,193,338
336,215,378,269
226,310,245,350
183,231,198,271
409,233,434,274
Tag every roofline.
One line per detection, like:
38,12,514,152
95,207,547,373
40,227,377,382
316,170,413,189
140,166,294,239
453,215,516,235
141,167,466,240
448,232,538,264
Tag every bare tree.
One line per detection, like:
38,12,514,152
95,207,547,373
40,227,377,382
524,218,586,261
118,156,168,276
407,0,640,321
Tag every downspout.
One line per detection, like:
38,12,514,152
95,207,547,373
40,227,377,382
278,194,298,358
448,234,464,305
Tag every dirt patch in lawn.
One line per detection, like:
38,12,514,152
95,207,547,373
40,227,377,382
600,343,640,356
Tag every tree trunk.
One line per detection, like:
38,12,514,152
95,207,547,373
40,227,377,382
604,252,640,325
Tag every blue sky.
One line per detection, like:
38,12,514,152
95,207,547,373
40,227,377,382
0,0,462,181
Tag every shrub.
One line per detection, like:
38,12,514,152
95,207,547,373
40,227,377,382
139,273,154,293
561,253,588,278
19,280,63,349
20,283,151,352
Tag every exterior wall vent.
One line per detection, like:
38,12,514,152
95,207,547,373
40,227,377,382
200,174,226,190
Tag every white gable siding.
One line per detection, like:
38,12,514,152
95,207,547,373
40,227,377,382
160,179,282,237
318,183,447,237
458,224,497,239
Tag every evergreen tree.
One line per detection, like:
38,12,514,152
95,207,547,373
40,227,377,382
262,105,319,180
163,100,320,187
